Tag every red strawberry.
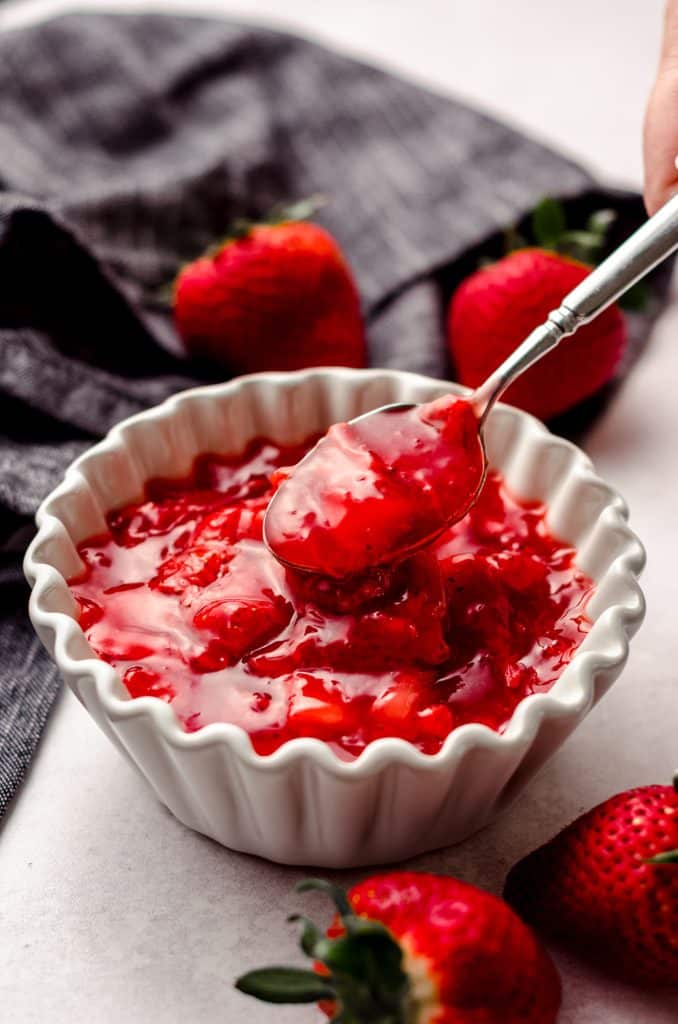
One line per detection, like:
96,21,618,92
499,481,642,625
174,204,366,374
448,247,627,421
236,873,562,1023
504,776,678,987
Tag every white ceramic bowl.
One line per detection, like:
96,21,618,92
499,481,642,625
25,369,645,867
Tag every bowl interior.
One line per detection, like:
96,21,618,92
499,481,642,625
24,366,646,802
29,369,644,705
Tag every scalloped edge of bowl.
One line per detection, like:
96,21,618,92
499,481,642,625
24,368,646,864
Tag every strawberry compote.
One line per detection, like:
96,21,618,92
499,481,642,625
264,395,485,577
69,436,593,759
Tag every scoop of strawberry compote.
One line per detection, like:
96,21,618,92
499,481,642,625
264,395,485,578
69,436,593,760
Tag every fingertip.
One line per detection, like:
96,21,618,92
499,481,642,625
643,162,678,216
643,187,662,217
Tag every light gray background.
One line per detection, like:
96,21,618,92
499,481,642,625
1,2,677,1021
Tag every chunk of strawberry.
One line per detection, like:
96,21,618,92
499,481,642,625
503,661,539,691
193,501,265,544
151,544,233,595
415,703,455,741
287,672,358,740
370,673,430,739
289,564,400,614
485,551,550,594
193,594,293,666
123,665,175,702
109,495,216,545
76,595,103,630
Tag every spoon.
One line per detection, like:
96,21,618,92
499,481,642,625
264,193,678,579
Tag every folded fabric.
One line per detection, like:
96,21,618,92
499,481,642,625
0,12,666,818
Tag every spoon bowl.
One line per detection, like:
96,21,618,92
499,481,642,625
263,394,487,578
265,194,678,578
264,403,490,575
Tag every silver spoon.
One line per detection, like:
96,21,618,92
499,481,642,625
265,193,678,576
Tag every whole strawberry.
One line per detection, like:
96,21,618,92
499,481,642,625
236,873,561,1022
174,201,366,374
447,201,628,421
504,776,678,987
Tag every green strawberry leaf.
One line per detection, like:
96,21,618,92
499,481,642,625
272,194,327,224
321,927,404,983
555,229,606,264
558,229,605,249
647,849,678,864
288,913,323,957
531,197,567,248
296,878,353,919
587,208,617,238
236,879,412,1022
235,967,336,1004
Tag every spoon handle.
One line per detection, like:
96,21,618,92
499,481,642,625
472,192,678,421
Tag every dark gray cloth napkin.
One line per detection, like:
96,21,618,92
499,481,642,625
0,12,664,819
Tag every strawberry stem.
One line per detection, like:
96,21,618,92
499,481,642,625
531,197,566,249
645,772,678,863
647,849,678,864
235,879,411,1023
503,197,648,312
193,195,328,262
296,877,353,918
528,197,615,264
271,193,327,224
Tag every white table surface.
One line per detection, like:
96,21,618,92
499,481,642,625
1,1,677,1021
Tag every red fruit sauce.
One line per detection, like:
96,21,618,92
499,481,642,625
69,435,593,760
264,395,485,577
